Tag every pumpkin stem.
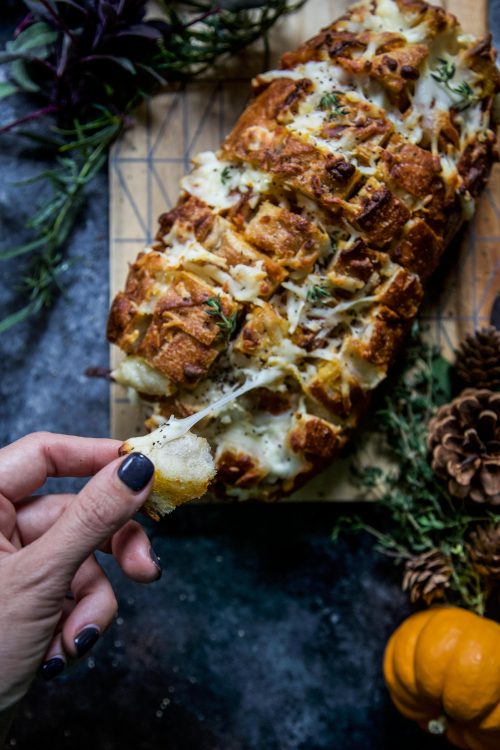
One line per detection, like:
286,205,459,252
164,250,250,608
428,716,448,735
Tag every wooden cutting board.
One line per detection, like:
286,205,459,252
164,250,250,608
109,0,500,501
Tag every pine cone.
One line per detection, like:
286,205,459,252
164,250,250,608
467,524,500,579
455,326,500,391
402,549,452,605
428,389,500,505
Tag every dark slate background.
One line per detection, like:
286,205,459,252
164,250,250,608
1,3,498,749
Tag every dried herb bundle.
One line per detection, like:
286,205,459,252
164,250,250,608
333,326,500,615
0,0,304,331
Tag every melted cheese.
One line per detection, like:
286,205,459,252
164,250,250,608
344,0,429,43
113,356,174,397
162,223,267,304
162,224,227,269
280,274,378,343
410,50,484,162
283,283,306,333
214,411,308,480
259,62,393,165
226,262,267,303
259,18,485,186
118,0,495,495
192,258,266,305
181,151,272,211
149,368,283,444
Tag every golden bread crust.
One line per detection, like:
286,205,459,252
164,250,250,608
108,0,499,501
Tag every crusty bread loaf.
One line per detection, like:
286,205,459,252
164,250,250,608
109,0,499,501
121,430,216,519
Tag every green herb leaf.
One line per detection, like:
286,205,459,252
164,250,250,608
0,300,39,334
307,284,330,303
220,166,233,185
0,236,48,261
451,80,478,110
8,22,58,55
0,82,17,101
431,58,456,83
319,92,339,109
431,58,477,110
333,329,495,614
9,59,40,93
0,0,306,330
319,90,348,119
205,294,237,340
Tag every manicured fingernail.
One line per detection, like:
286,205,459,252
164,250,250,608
118,452,154,491
149,546,162,579
40,656,65,681
74,626,100,657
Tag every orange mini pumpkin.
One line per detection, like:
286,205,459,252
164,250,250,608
383,607,500,750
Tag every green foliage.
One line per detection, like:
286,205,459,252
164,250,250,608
1,109,121,327
306,284,330,303
319,91,348,118
0,0,306,331
0,82,18,101
431,58,456,84
220,166,233,185
205,294,237,340
155,0,306,76
431,57,478,110
333,327,499,615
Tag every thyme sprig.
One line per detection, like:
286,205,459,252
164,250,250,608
319,91,348,119
431,58,478,111
205,294,237,340
0,0,305,331
307,283,330,303
220,165,233,185
1,109,121,328
333,327,499,615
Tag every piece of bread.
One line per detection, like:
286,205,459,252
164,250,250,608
109,0,500,501
121,429,216,519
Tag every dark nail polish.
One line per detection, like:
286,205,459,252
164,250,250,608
40,656,65,681
118,452,154,491
149,546,162,579
74,626,100,657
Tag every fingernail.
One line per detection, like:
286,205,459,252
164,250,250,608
149,546,162,579
74,625,100,657
40,656,65,681
118,452,154,491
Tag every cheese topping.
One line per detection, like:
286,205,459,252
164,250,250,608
162,223,268,304
162,224,227,269
342,0,430,43
181,150,272,211
113,356,175,397
111,0,496,498
213,410,308,480
258,20,486,185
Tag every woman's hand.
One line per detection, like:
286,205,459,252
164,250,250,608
0,431,160,713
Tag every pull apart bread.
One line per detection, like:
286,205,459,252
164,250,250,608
108,0,500,512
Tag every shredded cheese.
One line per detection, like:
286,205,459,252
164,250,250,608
113,356,175,397
181,151,272,211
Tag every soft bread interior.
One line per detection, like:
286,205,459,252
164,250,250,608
121,430,216,520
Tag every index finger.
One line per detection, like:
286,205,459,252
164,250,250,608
0,432,122,502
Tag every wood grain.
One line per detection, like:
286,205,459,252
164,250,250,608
109,0,499,501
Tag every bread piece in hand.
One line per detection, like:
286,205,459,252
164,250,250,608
121,429,215,520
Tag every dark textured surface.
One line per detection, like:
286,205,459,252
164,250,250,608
6,508,447,750
1,3,499,749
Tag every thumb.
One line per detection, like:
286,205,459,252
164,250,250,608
31,452,154,584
